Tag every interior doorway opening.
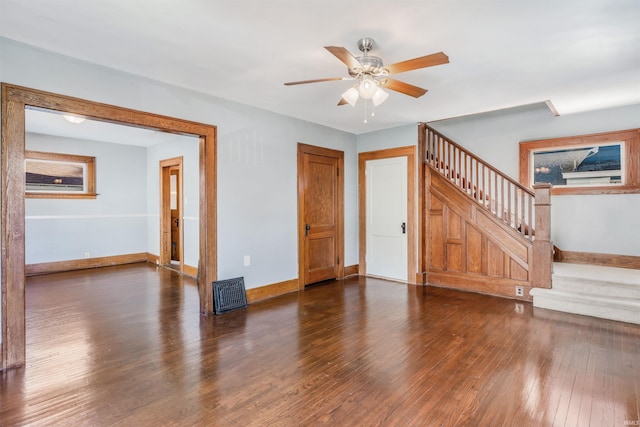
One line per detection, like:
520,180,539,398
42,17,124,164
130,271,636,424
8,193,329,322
160,157,184,273
358,146,417,284
1,83,218,370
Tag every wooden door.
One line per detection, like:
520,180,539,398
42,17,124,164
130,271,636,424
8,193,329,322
160,157,183,271
366,156,408,281
170,169,181,262
298,144,344,286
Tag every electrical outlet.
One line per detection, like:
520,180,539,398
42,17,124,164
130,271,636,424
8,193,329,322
515,286,524,297
515,303,524,314
84,252,90,259
244,255,251,266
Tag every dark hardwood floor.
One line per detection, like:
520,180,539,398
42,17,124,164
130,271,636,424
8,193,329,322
1,263,639,426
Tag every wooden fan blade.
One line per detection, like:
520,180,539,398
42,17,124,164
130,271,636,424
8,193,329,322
284,77,344,86
380,78,428,98
325,46,361,69
337,98,348,106
384,52,449,75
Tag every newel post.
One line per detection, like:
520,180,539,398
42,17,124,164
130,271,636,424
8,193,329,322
532,183,553,288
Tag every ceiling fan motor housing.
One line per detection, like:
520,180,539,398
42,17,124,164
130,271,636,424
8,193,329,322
357,37,375,53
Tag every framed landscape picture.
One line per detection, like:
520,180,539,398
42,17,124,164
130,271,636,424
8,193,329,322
25,150,96,199
531,142,624,188
519,129,640,195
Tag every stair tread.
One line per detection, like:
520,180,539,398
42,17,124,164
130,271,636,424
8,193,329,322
531,288,640,307
553,262,640,286
532,296,640,325
534,263,640,325
551,277,640,298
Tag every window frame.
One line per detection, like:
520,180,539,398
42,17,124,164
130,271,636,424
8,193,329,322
519,129,640,195
25,150,97,199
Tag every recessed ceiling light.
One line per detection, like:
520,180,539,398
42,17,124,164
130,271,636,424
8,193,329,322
63,114,86,124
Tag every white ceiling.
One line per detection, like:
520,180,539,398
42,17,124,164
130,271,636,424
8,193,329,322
25,108,197,147
1,0,639,135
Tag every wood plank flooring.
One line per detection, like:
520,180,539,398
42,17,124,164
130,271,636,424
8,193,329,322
1,263,639,426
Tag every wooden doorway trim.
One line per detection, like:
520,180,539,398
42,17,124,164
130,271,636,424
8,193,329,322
297,143,345,288
358,146,417,284
160,157,184,272
1,83,217,370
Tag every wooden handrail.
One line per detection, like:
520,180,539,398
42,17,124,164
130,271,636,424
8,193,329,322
425,125,534,195
422,124,538,241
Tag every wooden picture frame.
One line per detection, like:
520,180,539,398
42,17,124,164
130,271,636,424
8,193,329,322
25,150,96,199
519,129,640,195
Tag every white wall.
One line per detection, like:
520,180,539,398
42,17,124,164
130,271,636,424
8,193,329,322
25,133,148,263
1,37,358,290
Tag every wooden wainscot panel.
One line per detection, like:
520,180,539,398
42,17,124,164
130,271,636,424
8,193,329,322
476,209,529,263
466,225,484,274
426,271,532,301
429,192,443,211
447,209,462,239
431,173,472,219
447,243,464,272
487,240,505,278
429,212,445,270
509,259,529,281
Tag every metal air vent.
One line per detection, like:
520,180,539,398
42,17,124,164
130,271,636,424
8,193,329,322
212,277,248,314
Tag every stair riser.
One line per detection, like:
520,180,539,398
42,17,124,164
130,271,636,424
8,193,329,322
533,295,640,325
552,278,640,299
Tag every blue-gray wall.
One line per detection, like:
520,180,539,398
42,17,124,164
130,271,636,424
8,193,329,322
25,133,148,263
356,103,640,257
1,37,359,294
4,34,640,298
428,103,640,256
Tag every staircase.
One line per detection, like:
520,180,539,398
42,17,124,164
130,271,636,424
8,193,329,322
531,263,640,324
420,124,554,299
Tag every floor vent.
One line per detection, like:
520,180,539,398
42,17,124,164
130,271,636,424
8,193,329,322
213,277,248,314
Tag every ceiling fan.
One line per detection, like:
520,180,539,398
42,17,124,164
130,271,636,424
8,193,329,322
284,37,449,107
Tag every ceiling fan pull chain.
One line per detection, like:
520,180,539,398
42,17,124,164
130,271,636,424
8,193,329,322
364,99,368,123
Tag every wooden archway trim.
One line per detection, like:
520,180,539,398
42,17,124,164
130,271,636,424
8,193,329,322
1,83,217,370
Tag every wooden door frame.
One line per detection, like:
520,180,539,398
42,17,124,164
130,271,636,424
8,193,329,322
160,157,184,272
1,83,217,370
297,143,345,288
358,146,417,284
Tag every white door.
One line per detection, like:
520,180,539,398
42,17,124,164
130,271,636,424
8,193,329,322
366,156,408,281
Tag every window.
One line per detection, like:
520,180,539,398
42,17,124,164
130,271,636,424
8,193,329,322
519,129,639,195
25,150,96,199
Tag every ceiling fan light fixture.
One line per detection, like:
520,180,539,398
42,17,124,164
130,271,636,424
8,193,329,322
372,87,389,106
63,114,86,124
358,77,378,99
341,87,359,106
